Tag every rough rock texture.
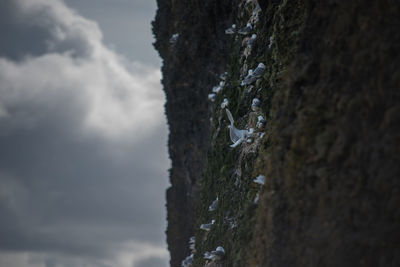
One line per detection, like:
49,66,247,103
153,0,400,266
152,0,238,266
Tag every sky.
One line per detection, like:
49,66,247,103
0,0,170,267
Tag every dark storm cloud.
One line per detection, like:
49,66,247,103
0,0,168,266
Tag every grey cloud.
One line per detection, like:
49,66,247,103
135,256,169,267
0,0,168,266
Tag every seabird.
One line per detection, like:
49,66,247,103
181,254,194,267
226,109,249,148
170,33,179,44
241,69,257,86
221,98,229,109
238,23,252,35
247,34,257,48
208,197,219,211
251,98,261,112
211,246,225,259
256,115,267,128
252,63,266,78
268,36,274,49
225,24,236,34
189,236,195,250
208,93,216,102
204,251,214,260
254,192,260,204
253,175,266,185
200,219,215,231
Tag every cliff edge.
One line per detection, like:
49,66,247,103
153,0,400,266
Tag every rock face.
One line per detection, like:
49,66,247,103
153,0,400,266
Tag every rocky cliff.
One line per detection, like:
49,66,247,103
153,0,400,266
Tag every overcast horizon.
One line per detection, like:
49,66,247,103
0,0,170,266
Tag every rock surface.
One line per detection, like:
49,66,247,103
153,0,400,266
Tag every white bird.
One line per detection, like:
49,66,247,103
225,24,236,34
220,71,228,81
170,33,179,44
204,251,214,260
257,115,266,129
200,219,215,231
212,81,225,94
251,98,261,112
208,93,216,102
211,246,225,258
208,197,218,211
247,34,257,48
189,236,195,250
252,63,266,78
221,98,229,109
181,254,194,267
254,192,260,204
238,23,252,35
241,69,257,86
226,109,249,148
253,175,266,185
268,36,274,49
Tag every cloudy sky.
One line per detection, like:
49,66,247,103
0,0,170,266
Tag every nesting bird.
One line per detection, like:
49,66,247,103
252,63,266,78
208,93,216,102
204,246,225,261
208,197,219,211
241,69,257,86
253,175,266,185
212,81,225,94
251,98,261,112
200,219,215,231
268,36,274,49
238,23,252,35
189,236,195,250
170,33,179,44
226,109,250,148
254,192,260,204
181,254,194,267
221,98,229,109
225,24,236,34
257,115,267,129
211,246,225,259
247,34,257,48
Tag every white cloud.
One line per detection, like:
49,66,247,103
0,0,169,266
0,0,165,141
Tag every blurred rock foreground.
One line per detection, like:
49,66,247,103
152,0,400,266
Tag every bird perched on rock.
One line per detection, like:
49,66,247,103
200,219,215,231
238,23,252,35
208,197,218,211
181,254,194,267
226,109,250,148
170,33,179,44
225,24,236,34
257,115,267,129
253,175,266,185
208,93,216,102
221,98,229,109
251,98,261,112
268,36,274,49
241,69,257,86
252,62,266,78
247,34,257,48
204,246,225,261
211,246,225,259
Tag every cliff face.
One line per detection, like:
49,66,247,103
152,1,237,266
153,0,400,266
